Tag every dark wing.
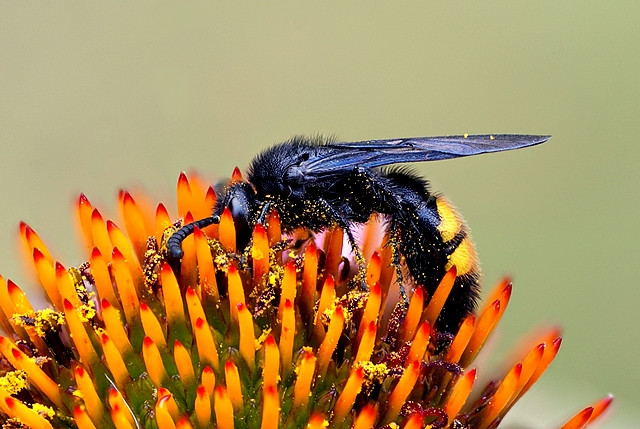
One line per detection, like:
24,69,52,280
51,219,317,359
299,134,549,179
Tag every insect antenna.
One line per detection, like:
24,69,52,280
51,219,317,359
167,215,220,260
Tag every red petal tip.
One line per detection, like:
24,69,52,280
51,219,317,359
122,191,135,205
156,203,169,216
265,334,276,346
161,262,173,274
502,283,513,296
371,282,382,295
6,280,20,294
231,167,243,181
55,262,66,274
78,193,90,205
112,247,124,260
24,224,35,238
91,208,103,221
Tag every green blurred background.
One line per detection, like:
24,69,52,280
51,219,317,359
1,3,637,427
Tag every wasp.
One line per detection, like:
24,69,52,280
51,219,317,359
168,134,549,332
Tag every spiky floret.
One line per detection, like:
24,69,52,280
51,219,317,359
0,172,611,428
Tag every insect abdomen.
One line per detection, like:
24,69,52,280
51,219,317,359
397,191,480,332
432,197,480,331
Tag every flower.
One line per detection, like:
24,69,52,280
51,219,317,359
0,171,611,429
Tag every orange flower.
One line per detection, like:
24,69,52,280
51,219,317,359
0,172,611,428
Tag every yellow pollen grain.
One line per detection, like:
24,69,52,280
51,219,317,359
252,247,264,260
0,371,27,395
33,405,56,421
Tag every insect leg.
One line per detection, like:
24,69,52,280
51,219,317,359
167,215,220,260
387,218,409,306
255,200,273,225
350,166,411,302
318,198,368,291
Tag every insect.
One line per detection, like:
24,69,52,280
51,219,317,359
168,134,549,332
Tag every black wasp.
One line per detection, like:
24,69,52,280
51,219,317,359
168,134,549,332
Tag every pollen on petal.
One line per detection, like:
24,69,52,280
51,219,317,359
193,226,220,304
252,223,270,284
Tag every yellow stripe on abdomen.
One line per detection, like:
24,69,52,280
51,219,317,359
436,198,461,242
436,197,478,276
444,237,477,276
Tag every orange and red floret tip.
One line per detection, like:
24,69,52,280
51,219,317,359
0,171,612,428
